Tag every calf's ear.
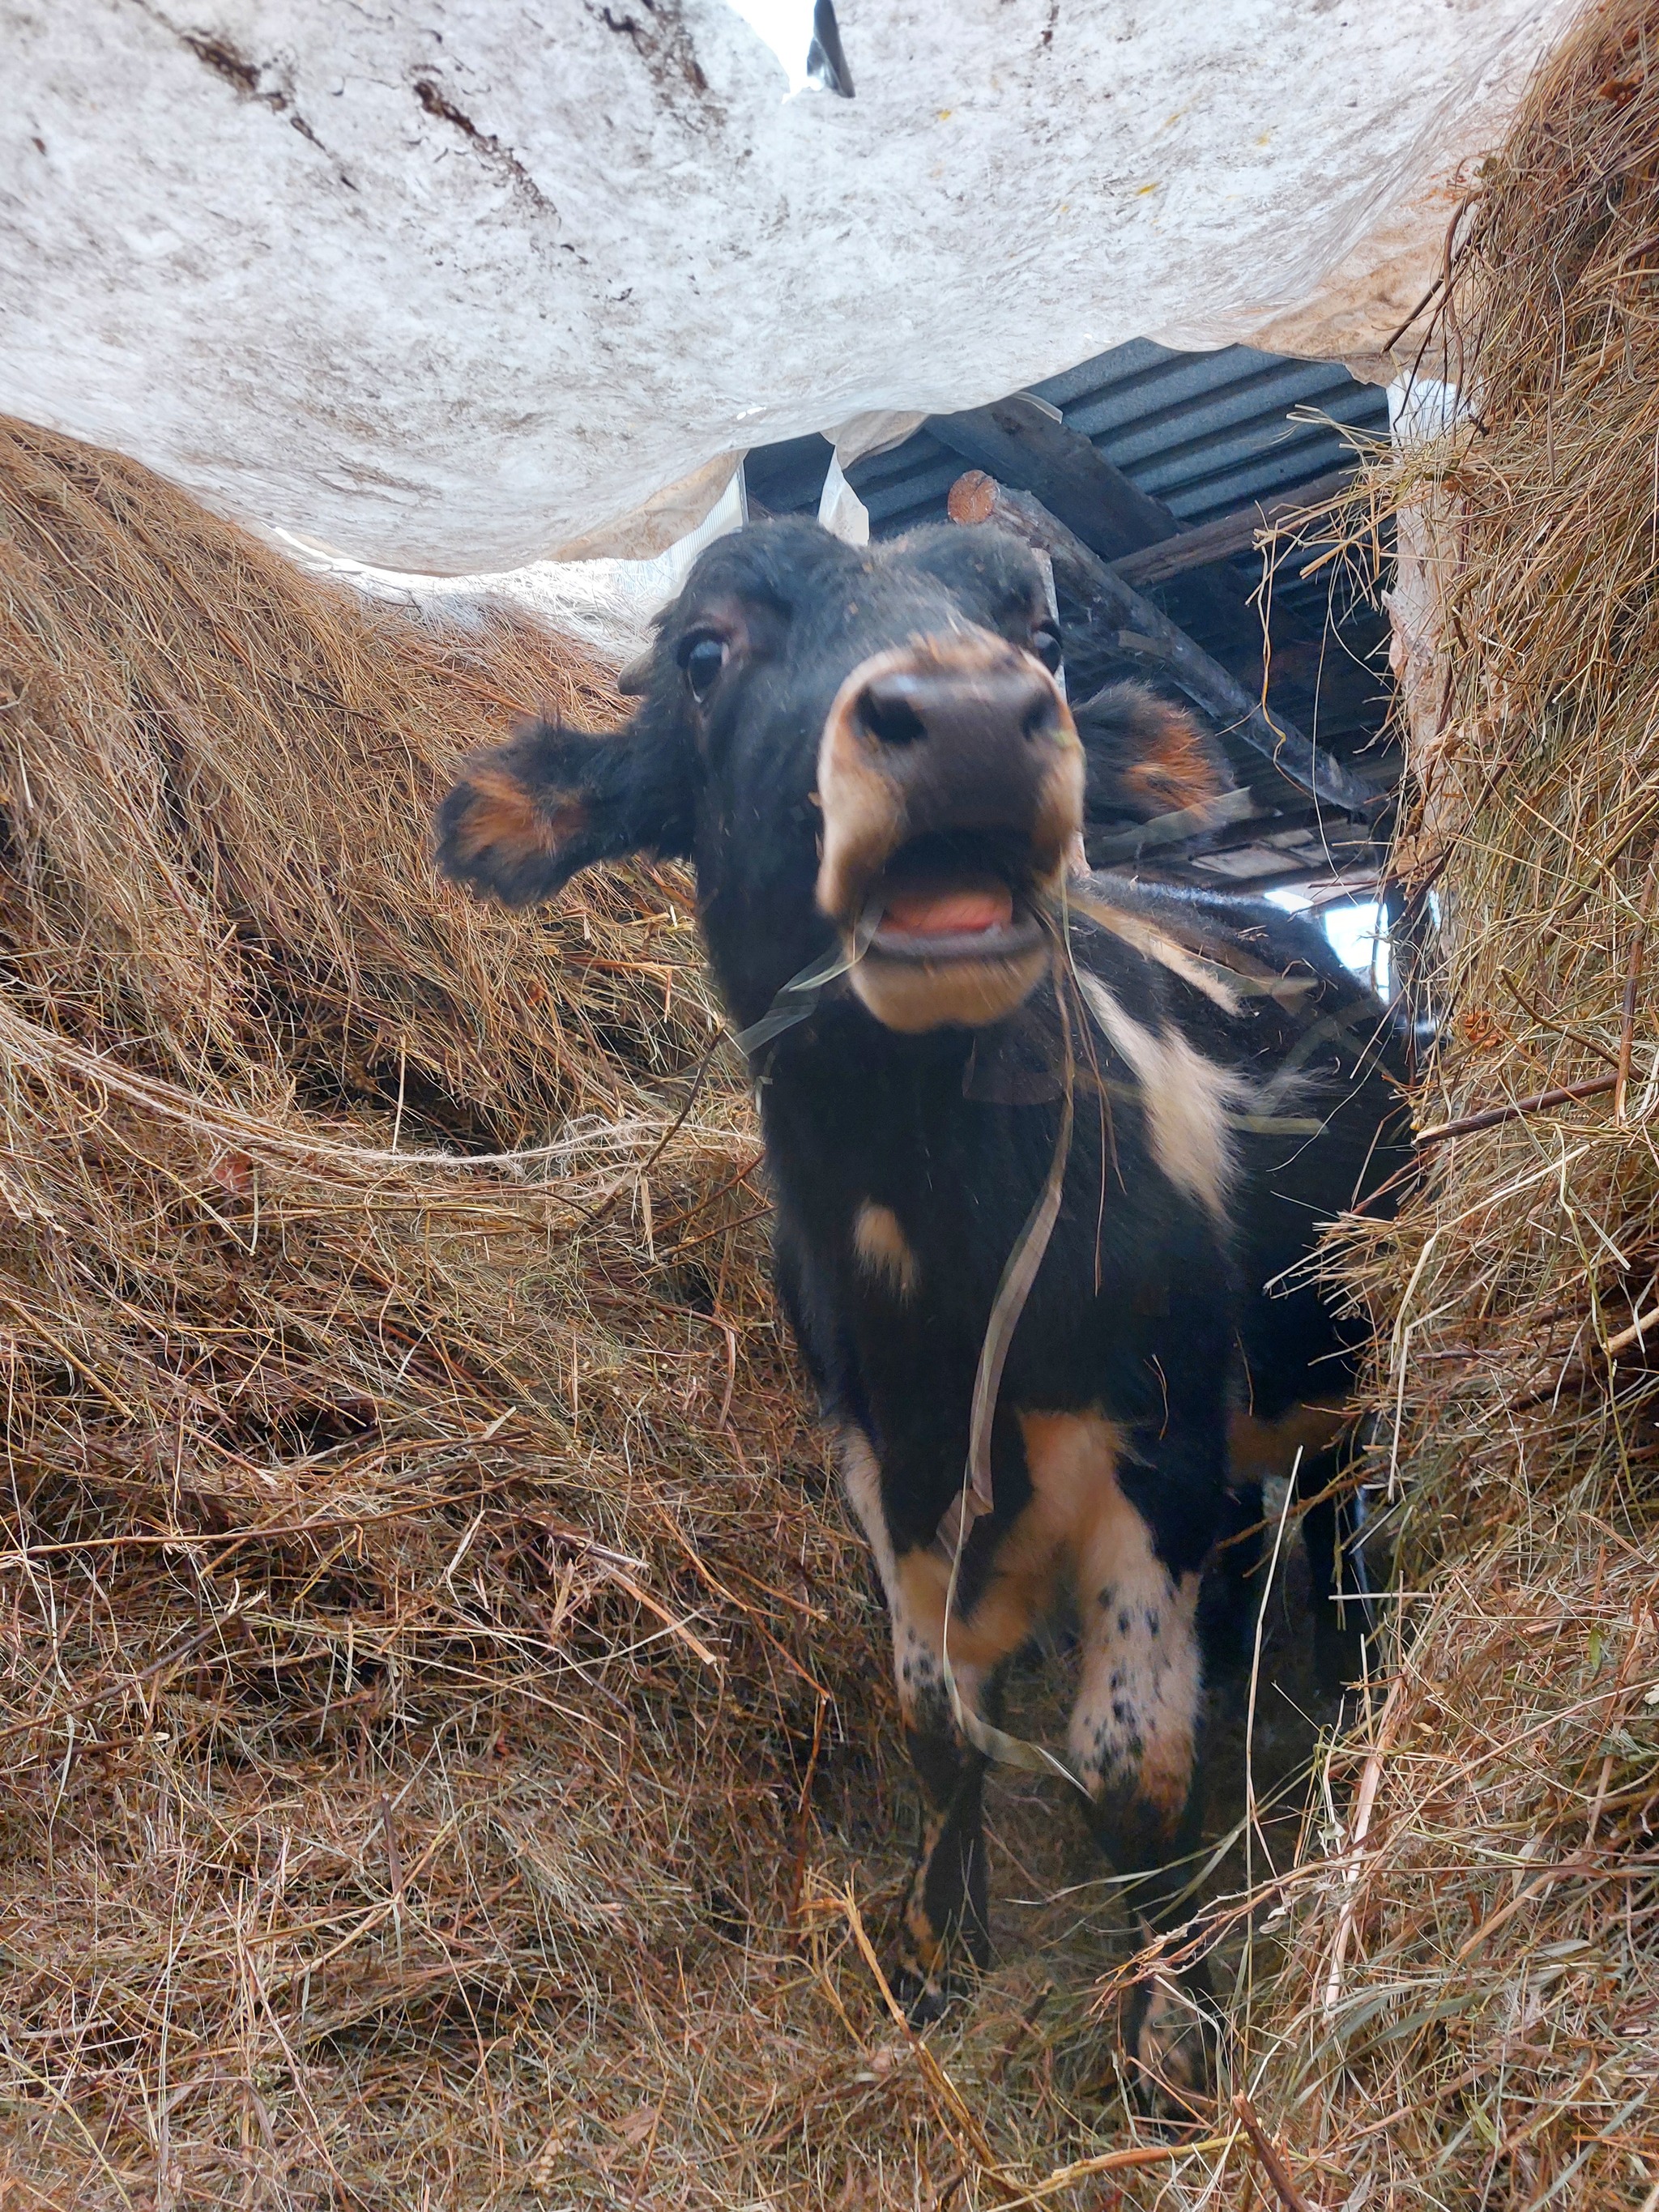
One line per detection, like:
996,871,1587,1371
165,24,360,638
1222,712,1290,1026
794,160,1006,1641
435,716,693,908
1074,681,1235,828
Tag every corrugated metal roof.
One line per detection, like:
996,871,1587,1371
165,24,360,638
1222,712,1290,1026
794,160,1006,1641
1028,339,1387,523
814,337,1392,539
744,339,1389,542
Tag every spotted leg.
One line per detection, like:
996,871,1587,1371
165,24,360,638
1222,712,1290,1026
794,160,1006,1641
1056,1417,1219,2115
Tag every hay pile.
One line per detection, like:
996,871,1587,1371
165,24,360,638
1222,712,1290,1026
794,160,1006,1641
11,13,1659,2179
1168,7,1659,2205
0,417,902,2206
0,417,1274,2210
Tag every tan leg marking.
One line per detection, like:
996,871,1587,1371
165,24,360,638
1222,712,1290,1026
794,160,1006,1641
843,1414,1111,1755
1007,1412,1199,1826
892,1411,1132,1685
852,1200,919,1299
1228,1400,1347,1484
902,1809,967,1978
844,1415,1209,2012
838,1428,993,1733
839,1429,996,1992
847,1412,1199,1823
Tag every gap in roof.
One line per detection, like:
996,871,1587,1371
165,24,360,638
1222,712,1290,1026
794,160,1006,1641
723,0,853,98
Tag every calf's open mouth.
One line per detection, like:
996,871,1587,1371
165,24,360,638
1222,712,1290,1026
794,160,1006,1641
865,838,1046,965
847,833,1052,1033
815,633,1081,1033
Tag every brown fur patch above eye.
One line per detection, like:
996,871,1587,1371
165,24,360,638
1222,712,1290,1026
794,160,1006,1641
447,765,586,867
1123,701,1228,816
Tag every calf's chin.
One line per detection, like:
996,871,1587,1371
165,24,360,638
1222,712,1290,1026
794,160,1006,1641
847,934,1055,1034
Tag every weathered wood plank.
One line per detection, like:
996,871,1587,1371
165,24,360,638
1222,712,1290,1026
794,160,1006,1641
1111,468,1357,587
927,394,1179,563
947,471,1378,816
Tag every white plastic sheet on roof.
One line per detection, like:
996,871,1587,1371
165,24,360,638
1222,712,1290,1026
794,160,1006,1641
4,0,1572,579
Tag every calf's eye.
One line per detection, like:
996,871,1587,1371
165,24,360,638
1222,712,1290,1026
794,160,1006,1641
680,634,730,702
1032,625,1063,675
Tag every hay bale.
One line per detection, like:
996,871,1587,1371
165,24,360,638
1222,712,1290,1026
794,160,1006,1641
1172,9,1659,2204
0,416,908,2204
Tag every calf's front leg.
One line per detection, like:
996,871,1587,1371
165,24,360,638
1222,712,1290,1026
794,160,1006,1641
894,1643,991,2017
838,1432,1036,2018
1034,1413,1219,2112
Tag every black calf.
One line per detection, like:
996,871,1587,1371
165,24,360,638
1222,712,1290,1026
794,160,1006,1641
435,518,1406,2104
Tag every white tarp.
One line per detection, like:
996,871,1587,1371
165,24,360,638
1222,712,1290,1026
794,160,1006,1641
4,0,1574,577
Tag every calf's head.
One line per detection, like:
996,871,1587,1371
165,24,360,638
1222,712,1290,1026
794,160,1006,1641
436,520,1219,1037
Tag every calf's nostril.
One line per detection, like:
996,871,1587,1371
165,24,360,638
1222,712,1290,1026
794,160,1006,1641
858,677,930,748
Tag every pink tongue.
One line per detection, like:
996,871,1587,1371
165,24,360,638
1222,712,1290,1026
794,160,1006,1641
881,884,1013,937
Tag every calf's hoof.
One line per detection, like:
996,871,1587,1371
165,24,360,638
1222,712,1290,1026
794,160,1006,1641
893,1960,955,2026
1124,1973,1221,2122
893,1928,987,2027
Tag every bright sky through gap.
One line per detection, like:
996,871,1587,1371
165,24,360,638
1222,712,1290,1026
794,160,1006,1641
722,0,819,94
1269,888,1392,996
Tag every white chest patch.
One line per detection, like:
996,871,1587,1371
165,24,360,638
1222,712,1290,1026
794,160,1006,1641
1077,971,1246,1221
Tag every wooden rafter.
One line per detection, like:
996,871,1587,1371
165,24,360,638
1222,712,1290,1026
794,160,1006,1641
946,470,1380,818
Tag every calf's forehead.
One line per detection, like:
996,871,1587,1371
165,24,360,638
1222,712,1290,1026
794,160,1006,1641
660,522,1047,658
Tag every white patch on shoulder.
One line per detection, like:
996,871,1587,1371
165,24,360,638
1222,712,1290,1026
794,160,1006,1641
1077,971,1246,1221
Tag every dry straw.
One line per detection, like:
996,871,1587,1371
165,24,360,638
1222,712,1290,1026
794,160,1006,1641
7,6,1659,2187
0,416,897,2206
0,418,1253,2207
1168,6,1659,2206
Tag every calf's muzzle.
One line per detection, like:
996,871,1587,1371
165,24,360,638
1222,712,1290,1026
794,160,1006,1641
817,633,1083,1033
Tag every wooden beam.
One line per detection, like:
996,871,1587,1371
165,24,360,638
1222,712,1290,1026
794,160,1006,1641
1111,468,1357,588
947,471,1380,816
927,394,1182,563
926,394,1293,667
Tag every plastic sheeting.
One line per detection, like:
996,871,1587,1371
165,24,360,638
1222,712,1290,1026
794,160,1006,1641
4,0,1574,574
278,469,753,670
